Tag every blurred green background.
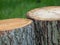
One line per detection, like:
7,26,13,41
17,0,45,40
0,0,60,19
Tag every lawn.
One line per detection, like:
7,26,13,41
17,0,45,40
0,0,60,19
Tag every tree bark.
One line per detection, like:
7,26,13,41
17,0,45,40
26,6,60,45
0,18,36,45
27,17,60,45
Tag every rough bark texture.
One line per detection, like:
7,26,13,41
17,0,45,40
26,6,60,45
27,17,60,45
0,22,36,45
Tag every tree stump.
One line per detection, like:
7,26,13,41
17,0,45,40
0,18,36,45
27,6,60,45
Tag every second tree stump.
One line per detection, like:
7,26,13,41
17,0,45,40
0,18,36,45
27,6,60,45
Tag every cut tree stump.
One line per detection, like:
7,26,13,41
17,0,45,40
0,18,36,45
27,6,60,45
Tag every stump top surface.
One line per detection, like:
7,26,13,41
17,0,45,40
27,6,60,21
0,18,32,31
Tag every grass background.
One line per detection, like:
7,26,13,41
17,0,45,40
0,0,60,19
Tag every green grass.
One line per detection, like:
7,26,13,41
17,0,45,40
0,0,60,19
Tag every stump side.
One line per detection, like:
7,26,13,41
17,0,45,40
33,20,60,45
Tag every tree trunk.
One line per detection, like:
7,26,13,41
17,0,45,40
27,6,60,45
32,20,60,45
0,18,36,45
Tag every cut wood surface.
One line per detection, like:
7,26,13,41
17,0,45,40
0,18,36,45
27,6,60,45
27,6,60,21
